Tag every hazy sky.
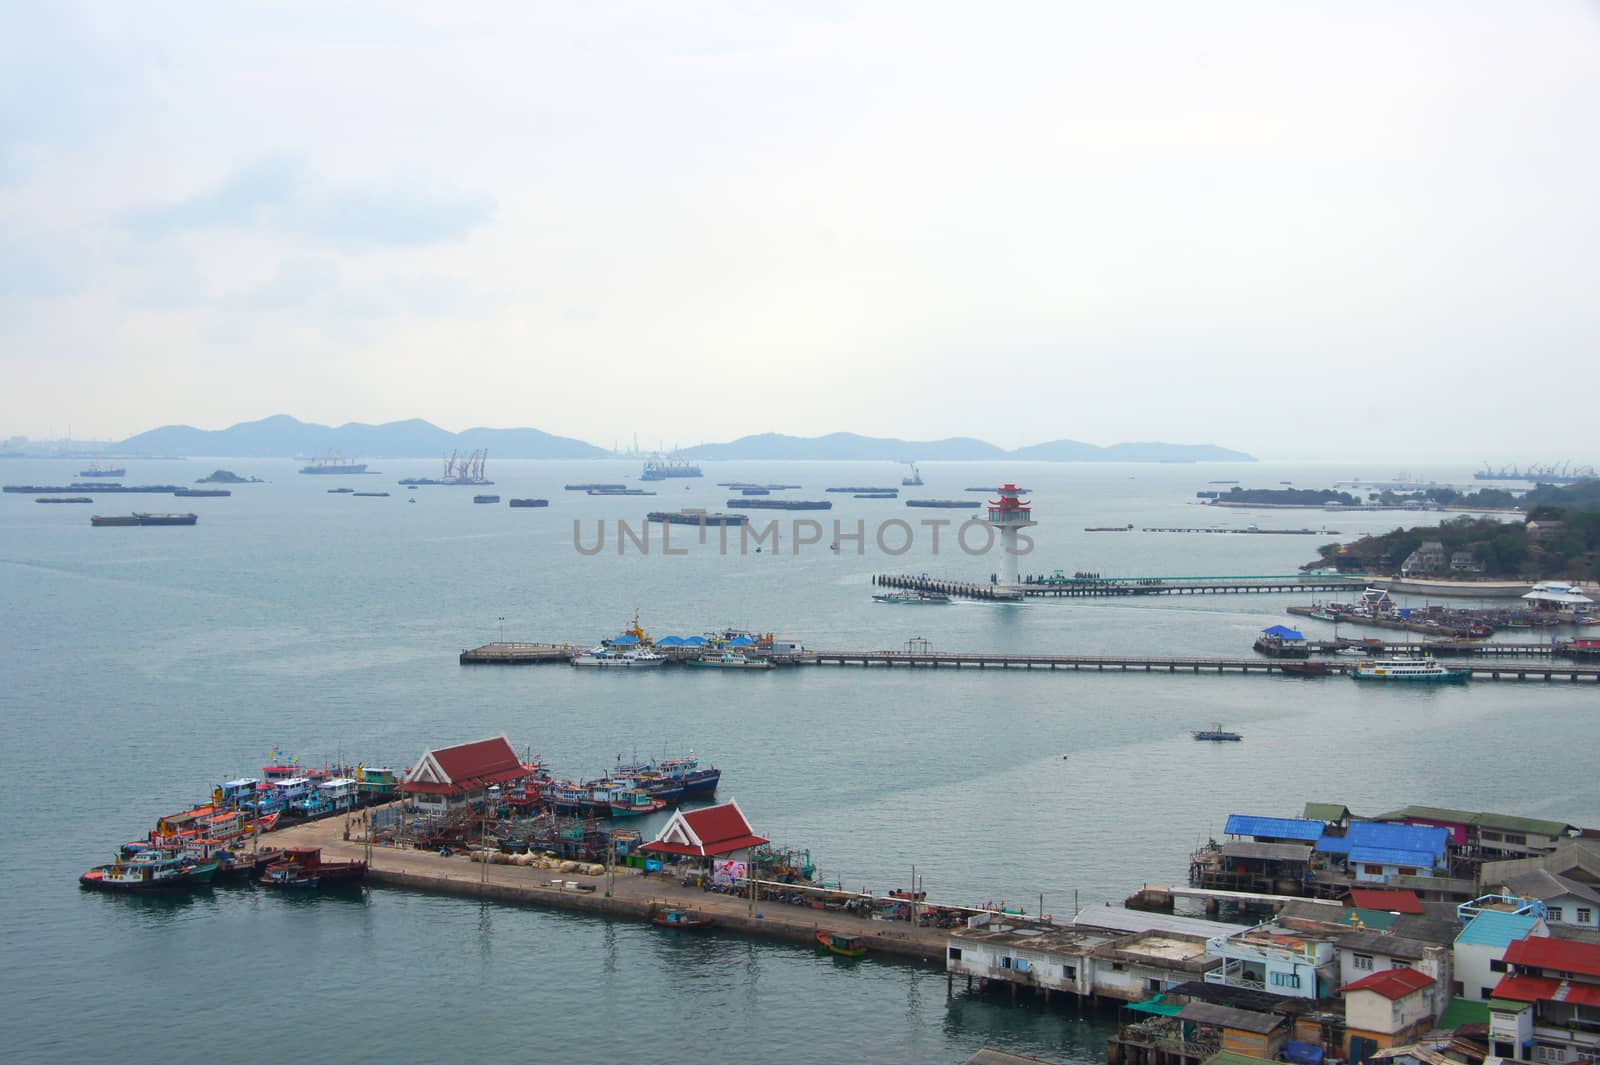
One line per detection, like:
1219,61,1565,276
4,2,1597,459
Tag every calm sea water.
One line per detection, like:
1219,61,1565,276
2,458,1593,1064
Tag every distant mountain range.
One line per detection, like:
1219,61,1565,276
116,415,608,459
678,432,1254,463
113,416,1255,463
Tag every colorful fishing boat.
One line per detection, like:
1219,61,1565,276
80,849,221,894
654,755,720,797
651,908,713,929
259,847,367,889
610,788,667,817
816,930,867,958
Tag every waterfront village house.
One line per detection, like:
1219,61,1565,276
1107,998,1288,1065
1492,872,1600,933
945,923,1218,1003
1378,806,1578,864
1341,968,1441,1063
1206,924,1341,999
1402,542,1448,577
1486,935,1600,1065
638,800,770,873
1336,929,1453,1017
1454,908,1548,1002
1306,804,1355,830
401,735,536,817
1318,822,1451,886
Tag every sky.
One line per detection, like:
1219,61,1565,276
3,2,1598,460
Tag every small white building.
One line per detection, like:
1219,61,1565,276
1206,924,1340,1000
1341,968,1440,1062
1336,930,1452,1016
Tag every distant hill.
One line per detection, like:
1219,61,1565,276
684,433,1254,463
113,415,1256,463
116,414,608,459
678,433,1007,461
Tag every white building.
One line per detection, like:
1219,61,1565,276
1336,930,1452,1016
1453,910,1546,1002
1205,924,1340,1000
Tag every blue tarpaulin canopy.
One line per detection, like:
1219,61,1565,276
1284,1042,1325,1065
728,635,755,647
684,635,707,645
1262,625,1306,641
657,636,684,646
610,633,640,646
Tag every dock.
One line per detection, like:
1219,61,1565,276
255,808,953,965
457,642,1600,681
874,573,1366,599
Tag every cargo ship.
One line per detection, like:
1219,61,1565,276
174,488,230,497
648,509,747,527
399,449,492,486
726,499,832,510
36,496,93,503
473,494,500,504
825,486,897,493
91,513,198,527
298,454,369,475
640,456,702,481
509,498,549,508
78,463,127,477
565,483,627,491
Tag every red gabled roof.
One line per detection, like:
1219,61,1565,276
1504,935,1600,978
1340,968,1436,1000
434,737,521,781
1347,888,1425,915
1491,974,1562,1003
401,736,530,795
640,801,770,858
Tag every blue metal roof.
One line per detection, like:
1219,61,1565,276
728,635,755,647
1316,834,1353,854
1349,845,1438,868
610,633,640,646
656,636,684,646
1262,625,1306,641
684,635,707,645
1225,815,1325,841
1348,821,1449,860
1457,911,1540,948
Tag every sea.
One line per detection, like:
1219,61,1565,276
2,458,1594,1064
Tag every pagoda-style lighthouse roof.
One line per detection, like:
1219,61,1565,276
986,483,1036,526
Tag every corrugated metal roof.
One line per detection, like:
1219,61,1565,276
1348,888,1425,914
1340,967,1436,999
1316,834,1353,854
1201,1052,1281,1065
1072,905,1244,940
1220,841,1315,862
1457,911,1540,948
1498,869,1600,906
1504,935,1600,977
1304,803,1351,823
1348,821,1450,859
1224,815,1325,841
1473,811,1576,837
1178,1002,1284,1034
1435,997,1492,1029
1334,930,1431,959
1350,846,1440,868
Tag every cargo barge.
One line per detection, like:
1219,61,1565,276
78,464,127,477
726,499,832,510
91,513,198,527
648,509,748,527
37,496,93,503
905,499,980,509
174,488,231,497
5,484,183,494
509,498,549,508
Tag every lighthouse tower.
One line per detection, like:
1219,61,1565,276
983,483,1036,590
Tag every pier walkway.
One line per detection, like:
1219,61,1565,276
798,649,1600,681
258,810,952,964
874,573,1365,599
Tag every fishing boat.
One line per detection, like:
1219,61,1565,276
685,653,776,669
571,648,667,668
610,788,667,817
816,930,868,958
79,849,221,893
1279,661,1331,676
259,848,367,888
654,755,720,797
1350,656,1471,683
1192,724,1242,741
652,909,713,929
871,591,950,604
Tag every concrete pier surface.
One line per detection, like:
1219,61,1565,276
257,807,952,965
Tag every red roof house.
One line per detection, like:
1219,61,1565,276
1340,968,1437,1000
1502,935,1600,979
640,800,769,860
402,735,532,809
1346,888,1425,915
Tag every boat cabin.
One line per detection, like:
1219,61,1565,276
317,778,358,811
217,778,261,808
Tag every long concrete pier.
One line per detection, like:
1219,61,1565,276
260,810,951,964
875,573,1366,599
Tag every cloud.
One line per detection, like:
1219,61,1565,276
120,159,492,248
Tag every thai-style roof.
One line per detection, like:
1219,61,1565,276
640,800,769,858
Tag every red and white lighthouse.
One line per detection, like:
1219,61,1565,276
984,483,1036,589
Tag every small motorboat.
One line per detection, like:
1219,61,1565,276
816,930,867,958
651,908,713,930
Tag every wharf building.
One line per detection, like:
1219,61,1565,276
400,735,543,818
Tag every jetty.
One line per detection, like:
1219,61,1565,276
874,573,1365,599
252,808,954,965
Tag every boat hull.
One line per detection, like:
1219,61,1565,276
79,860,220,893
1350,671,1470,683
